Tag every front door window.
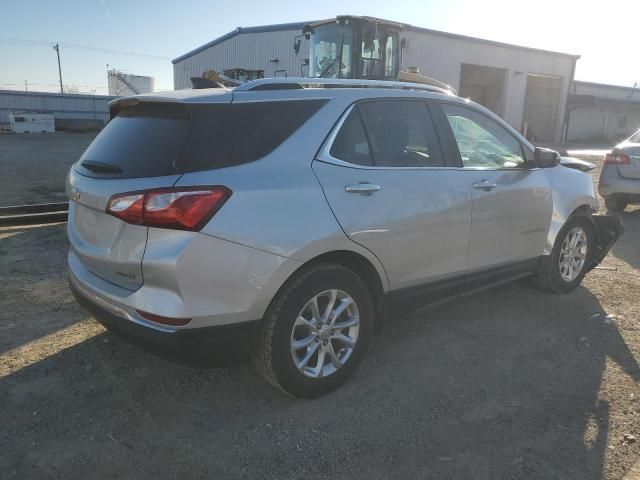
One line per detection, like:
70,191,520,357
443,104,525,169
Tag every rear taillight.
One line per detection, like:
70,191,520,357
106,186,231,231
604,152,631,165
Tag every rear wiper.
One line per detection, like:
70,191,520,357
80,160,123,174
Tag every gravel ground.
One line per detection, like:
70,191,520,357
0,138,639,479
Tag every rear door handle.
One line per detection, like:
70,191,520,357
345,183,381,195
472,179,497,191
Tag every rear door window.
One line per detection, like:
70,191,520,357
75,103,189,179
358,100,444,167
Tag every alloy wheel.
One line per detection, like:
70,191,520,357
559,226,588,282
290,289,360,379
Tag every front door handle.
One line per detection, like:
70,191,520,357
345,183,381,195
472,179,497,191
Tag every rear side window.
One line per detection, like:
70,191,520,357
76,103,189,178
178,100,327,173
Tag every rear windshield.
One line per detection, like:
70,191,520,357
74,100,327,179
75,103,189,178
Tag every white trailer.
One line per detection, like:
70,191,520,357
9,112,55,133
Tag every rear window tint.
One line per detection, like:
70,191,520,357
75,103,189,179
177,100,327,173
75,100,326,179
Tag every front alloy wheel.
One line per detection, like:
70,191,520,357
558,227,588,282
534,215,594,293
290,289,360,379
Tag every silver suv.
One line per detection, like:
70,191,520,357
67,78,623,397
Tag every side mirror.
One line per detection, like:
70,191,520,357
531,147,560,168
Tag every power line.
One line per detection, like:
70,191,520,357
0,37,171,61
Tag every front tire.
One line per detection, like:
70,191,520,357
254,263,373,398
535,215,594,293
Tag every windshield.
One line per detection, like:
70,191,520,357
309,23,353,78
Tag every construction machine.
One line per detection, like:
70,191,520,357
296,16,454,92
189,16,454,92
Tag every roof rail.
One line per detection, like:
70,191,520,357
234,77,456,95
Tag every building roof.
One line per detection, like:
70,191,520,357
571,80,640,104
172,17,580,65
172,21,310,64
573,80,639,92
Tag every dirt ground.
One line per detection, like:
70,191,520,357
0,132,95,206
0,138,639,479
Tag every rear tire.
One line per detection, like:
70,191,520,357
604,197,627,212
535,215,594,293
254,263,373,398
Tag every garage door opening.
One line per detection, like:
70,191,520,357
459,64,507,117
522,74,562,142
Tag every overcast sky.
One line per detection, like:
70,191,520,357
1,0,637,94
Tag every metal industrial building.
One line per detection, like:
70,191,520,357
566,81,640,143
173,18,579,142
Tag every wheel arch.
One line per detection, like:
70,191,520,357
266,249,388,331
544,166,598,255
545,202,596,254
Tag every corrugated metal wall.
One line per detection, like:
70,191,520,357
173,30,308,89
0,90,115,126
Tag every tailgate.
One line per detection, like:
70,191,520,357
67,170,180,290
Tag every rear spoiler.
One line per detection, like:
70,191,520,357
107,96,182,120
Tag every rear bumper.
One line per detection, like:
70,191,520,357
70,277,260,353
587,214,625,271
67,227,300,329
598,167,640,198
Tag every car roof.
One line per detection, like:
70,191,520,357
111,77,457,106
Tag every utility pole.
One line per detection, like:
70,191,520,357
53,43,63,94
24,80,28,92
